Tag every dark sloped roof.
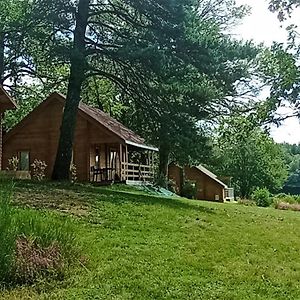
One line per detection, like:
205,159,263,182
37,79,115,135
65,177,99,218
79,101,145,145
4,92,157,151
194,165,227,188
0,86,17,110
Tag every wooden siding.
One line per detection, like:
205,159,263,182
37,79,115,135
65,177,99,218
168,165,225,202
184,167,225,202
3,97,122,181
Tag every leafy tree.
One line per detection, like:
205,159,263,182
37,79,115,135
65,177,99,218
214,116,288,198
0,0,31,83
30,0,197,180
0,0,69,134
0,0,62,88
266,1,300,122
269,0,300,21
280,143,300,194
81,78,126,118
29,0,259,181
259,45,300,114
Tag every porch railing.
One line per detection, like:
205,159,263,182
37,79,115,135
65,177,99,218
225,188,234,201
121,162,155,182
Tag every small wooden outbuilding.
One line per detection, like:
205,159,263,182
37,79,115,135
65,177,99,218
0,86,17,170
2,92,157,182
168,164,234,202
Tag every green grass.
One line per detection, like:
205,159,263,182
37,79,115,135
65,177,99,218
1,180,300,299
0,181,78,285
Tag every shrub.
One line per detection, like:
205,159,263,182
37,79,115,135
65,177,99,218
252,188,271,207
7,157,19,171
154,173,168,189
0,184,78,285
181,180,197,199
70,163,77,183
31,159,47,181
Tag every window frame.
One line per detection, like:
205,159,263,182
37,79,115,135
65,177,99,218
18,150,30,171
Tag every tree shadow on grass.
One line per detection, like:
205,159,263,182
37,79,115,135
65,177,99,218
5,180,216,215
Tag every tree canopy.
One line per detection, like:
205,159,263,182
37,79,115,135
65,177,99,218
213,116,288,198
19,0,259,180
1,0,292,188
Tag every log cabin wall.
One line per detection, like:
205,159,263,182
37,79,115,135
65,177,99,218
184,167,225,202
168,164,225,202
3,99,62,177
3,96,123,181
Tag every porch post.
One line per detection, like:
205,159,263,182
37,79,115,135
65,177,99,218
125,145,128,181
119,143,123,181
151,151,155,180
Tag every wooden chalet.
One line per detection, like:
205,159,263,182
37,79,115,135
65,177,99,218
0,86,17,170
2,92,158,183
168,164,234,202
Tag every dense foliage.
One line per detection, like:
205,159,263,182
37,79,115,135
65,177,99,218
213,116,288,198
14,0,258,180
269,0,300,21
280,143,300,194
0,0,296,187
252,188,271,207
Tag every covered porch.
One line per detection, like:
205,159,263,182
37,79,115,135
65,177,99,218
89,141,157,184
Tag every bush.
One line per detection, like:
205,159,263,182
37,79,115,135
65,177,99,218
31,159,47,181
7,157,19,171
154,173,175,191
0,184,78,285
294,195,300,203
154,173,168,188
181,180,197,199
252,188,271,207
70,163,77,183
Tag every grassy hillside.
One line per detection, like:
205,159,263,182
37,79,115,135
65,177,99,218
1,180,300,299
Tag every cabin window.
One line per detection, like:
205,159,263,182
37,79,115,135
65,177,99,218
18,151,30,171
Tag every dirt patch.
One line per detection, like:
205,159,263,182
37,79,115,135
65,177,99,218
14,188,90,217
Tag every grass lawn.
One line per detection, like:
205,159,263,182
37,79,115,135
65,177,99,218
1,180,300,299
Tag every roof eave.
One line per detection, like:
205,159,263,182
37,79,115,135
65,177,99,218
0,87,17,111
194,165,227,188
125,140,158,152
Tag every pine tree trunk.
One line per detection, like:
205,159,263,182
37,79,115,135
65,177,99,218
0,32,5,83
52,0,90,180
159,141,171,187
